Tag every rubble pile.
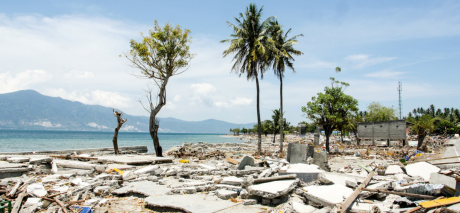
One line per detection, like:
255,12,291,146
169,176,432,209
1,135,460,213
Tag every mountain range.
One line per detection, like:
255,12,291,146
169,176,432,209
0,90,255,133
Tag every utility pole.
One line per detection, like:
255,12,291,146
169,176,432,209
398,82,402,119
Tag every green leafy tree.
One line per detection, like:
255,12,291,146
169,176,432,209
241,127,248,134
365,102,398,122
221,3,275,154
271,109,281,143
407,115,434,149
125,21,194,157
267,20,303,155
262,120,274,137
232,128,241,136
301,80,358,152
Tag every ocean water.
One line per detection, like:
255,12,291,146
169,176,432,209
0,130,243,154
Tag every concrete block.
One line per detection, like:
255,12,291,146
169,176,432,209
287,143,307,164
405,162,440,181
221,176,243,186
237,156,255,170
430,173,458,190
318,172,364,186
243,199,257,205
312,152,331,172
248,179,299,199
385,165,404,175
216,189,237,199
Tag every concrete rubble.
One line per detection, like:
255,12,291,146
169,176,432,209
0,134,459,213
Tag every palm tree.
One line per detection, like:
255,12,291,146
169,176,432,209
267,20,303,155
221,3,275,154
271,109,281,143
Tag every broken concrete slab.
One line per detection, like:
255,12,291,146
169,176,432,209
405,162,440,181
385,165,404,175
144,194,237,213
430,173,459,191
248,179,299,199
29,157,53,164
318,172,364,186
220,176,243,186
7,157,29,163
303,184,353,206
98,155,173,165
112,181,170,197
292,201,317,213
216,189,238,200
54,160,98,170
134,165,160,174
237,156,254,170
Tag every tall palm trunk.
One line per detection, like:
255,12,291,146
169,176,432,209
279,74,284,154
256,75,262,154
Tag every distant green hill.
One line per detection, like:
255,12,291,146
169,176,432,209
0,90,255,133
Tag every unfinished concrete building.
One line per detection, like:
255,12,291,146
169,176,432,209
357,120,407,146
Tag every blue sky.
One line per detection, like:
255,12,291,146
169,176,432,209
1,1,459,126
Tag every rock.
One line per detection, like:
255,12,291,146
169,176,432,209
240,189,249,199
122,171,137,181
243,199,257,205
237,156,255,170
345,180,358,188
405,162,440,181
248,179,299,199
242,176,254,187
216,189,238,199
221,176,243,186
95,165,107,173
94,186,112,196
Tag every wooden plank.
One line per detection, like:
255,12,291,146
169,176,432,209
337,171,374,213
226,158,238,165
11,191,26,213
7,180,22,197
431,161,460,165
362,188,435,199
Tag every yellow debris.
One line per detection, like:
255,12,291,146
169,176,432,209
420,196,460,209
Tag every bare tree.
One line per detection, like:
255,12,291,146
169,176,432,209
125,21,194,157
112,108,127,155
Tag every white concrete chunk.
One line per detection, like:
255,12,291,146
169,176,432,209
221,176,243,186
303,184,353,205
405,162,440,181
248,179,299,198
385,165,404,175
292,202,317,213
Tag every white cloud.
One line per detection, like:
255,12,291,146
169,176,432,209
214,101,230,108
365,70,405,79
230,97,252,106
64,70,95,79
0,70,52,93
173,95,181,102
345,54,396,69
43,88,131,108
190,83,216,95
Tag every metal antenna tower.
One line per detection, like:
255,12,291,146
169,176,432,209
397,81,402,119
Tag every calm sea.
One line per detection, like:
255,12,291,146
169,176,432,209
0,130,243,154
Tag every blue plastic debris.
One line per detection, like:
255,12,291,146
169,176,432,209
70,206,93,213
